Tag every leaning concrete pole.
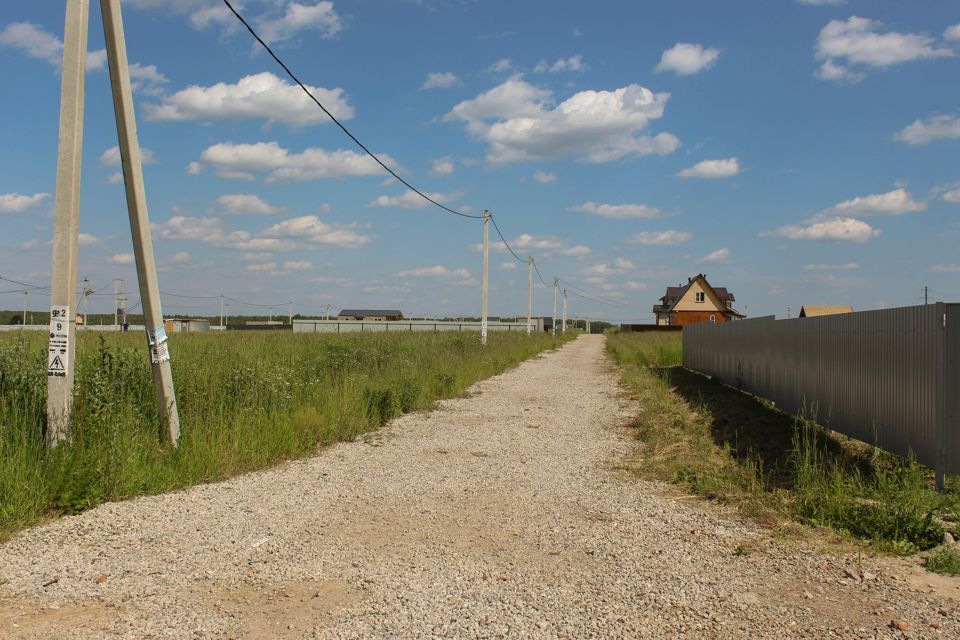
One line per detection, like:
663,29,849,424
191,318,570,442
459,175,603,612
481,210,490,346
551,277,558,336
46,0,90,447
526,256,533,336
102,0,180,445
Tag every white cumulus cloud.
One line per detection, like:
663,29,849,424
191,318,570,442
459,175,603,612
678,157,741,179
656,42,720,75
0,192,50,215
429,157,455,176
216,194,284,216
107,253,134,265
257,1,343,43
422,72,460,89
699,247,731,264
762,217,880,243
946,24,960,41
145,72,352,127
533,171,556,184
569,201,663,219
627,230,692,246
944,189,960,204
368,190,459,210
815,59,865,84
395,265,471,279
894,114,960,145
534,55,587,73
815,16,953,82
803,262,859,271
825,188,925,216
446,76,678,164
196,141,395,182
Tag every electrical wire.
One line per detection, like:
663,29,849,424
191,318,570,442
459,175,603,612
220,0,482,220
488,215,526,262
0,275,49,291
531,258,550,287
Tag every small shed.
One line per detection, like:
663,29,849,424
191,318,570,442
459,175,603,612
799,305,854,318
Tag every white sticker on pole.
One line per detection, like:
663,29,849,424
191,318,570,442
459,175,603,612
147,325,170,364
47,305,70,377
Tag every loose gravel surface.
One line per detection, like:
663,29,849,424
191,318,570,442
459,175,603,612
2,334,959,639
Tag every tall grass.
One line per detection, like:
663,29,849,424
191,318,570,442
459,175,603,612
607,332,960,560
0,330,572,539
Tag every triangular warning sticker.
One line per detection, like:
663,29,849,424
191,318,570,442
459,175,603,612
49,355,65,371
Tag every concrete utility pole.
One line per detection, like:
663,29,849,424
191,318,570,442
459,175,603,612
562,288,568,332
526,256,533,336
552,277,558,335
22,291,28,327
925,286,929,305
481,210,490,346
219,293,224,329
47,0,89,446
113,278,123,326
102,0,179,444
81,278,91,326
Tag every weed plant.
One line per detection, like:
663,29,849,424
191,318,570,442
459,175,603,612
0,330,572,539
607,332,960,562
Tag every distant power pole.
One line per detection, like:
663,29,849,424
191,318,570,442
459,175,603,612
288,300,292,326
562,288,568,332
481,210,490,346
925,286,929,305
526,256,533,336
552,277,558,335
787,305,792,319
82,277,92,326
219,293,224,328
22,291,28,327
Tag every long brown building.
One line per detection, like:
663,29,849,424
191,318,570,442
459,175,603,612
652,274,745,326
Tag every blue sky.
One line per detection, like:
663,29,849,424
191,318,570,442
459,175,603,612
1,0,958,322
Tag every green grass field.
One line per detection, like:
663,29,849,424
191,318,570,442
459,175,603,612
0,329,573,539
607,331,960,566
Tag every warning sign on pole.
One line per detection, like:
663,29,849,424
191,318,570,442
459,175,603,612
48,305,70,377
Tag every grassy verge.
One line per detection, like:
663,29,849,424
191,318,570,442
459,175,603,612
607,332,960,567
0,330,574,539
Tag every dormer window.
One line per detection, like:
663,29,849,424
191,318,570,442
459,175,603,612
696,292,705,303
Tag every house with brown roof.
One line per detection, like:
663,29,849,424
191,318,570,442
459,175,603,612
652,274,745,326
798,305,853,318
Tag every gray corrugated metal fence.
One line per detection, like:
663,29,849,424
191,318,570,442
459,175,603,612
683,303,958,476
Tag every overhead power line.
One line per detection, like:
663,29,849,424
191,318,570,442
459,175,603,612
220,0,482,221
531,258,550,287
489,215,526,263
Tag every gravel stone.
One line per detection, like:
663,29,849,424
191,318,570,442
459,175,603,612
1,335,958,638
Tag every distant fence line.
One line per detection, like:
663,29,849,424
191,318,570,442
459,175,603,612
292,319,541,334
683,303,959,478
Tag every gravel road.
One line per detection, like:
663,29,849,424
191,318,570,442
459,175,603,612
1,334,958,639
